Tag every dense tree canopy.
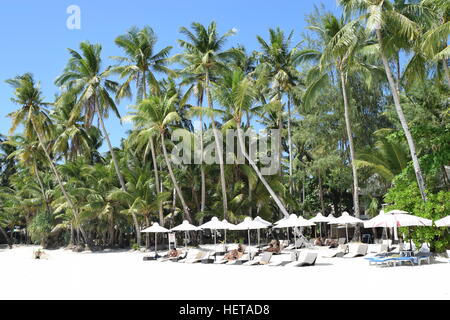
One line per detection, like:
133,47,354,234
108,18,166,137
1,1,449,251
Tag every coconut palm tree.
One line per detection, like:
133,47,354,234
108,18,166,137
256,28,302,193
55,42,142,245
176,21,236,219
6,73,93,247
299,14,377,225
112,26,174,100
213,68,290,217
112,27,173,226
339,0,428,201
129,94,193,222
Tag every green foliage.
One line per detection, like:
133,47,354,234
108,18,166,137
28,212,53,246
385,170,450,252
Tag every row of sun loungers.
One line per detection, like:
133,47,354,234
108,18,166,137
147,242,435,267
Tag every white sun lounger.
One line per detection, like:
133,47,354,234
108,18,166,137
322,244,349,258
343,244,368,258
178,249,200,263
184,250,207,264
243,252,273,266
284,252,318,267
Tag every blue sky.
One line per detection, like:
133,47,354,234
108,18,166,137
0,0,340,149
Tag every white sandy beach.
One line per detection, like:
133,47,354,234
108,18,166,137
1,245,449,300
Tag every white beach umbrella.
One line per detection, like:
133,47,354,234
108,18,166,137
141,223,169,256
221,219,236,244
364,210,432,243
328,212,363,243
171,220,202,250
435,215,450,227
327,214,336,238
232,217,268,259
309,212,330,238
274,216,291,241
275,214,314,249
254,216,272,247
200,217,229,259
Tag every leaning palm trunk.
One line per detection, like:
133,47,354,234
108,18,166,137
160,133,192,223
205,71,228,219
376,29,427,201
30,119,93,248
94,103,142,245
340,72,360,241
236,124,289,218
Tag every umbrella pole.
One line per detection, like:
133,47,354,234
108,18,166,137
185,231,187,251
287,228,289,242
248,229,251,260
346,225,349,243
155,233,157,257
214,229,217,261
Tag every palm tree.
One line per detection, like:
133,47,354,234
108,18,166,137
6,73,93,247
356,130,409,183
112,26,173,226
129,94,193,222
300,14,374,225
214,68,290,217
55,41,142,245
420,0,450,87
256,28,302,193
112,26,174,100
339,0,428,201
176,21,236,219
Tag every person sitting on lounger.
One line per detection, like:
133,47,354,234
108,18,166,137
265,240,281,253
168,248,181,258
314,238,323,246
224,244,244,261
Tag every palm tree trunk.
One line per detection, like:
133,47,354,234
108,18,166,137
94,103,142,245
287,95,294,197
199,98,206,214
318,172,325,214
149,137,164,226
160,132,192,222
0,226,12,249
30,119,93,249
236,124,289,218
339,72,360,241
376,29,427,202
205,71,228,219
34,161,52,216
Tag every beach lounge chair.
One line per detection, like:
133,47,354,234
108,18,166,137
284,251,318,267
184,250,207,264
158,251,187,262
343,244,368,258
243,252,273,266
178,249,200,263
226,252,254,265
322,244,349,258
201,252,215,264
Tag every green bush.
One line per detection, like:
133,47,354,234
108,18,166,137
385,172,450,252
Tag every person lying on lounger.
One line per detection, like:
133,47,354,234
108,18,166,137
265,240,281,253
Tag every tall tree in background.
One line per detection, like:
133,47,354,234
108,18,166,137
339,0,429,201
177,22,236,219
55,42,142,245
